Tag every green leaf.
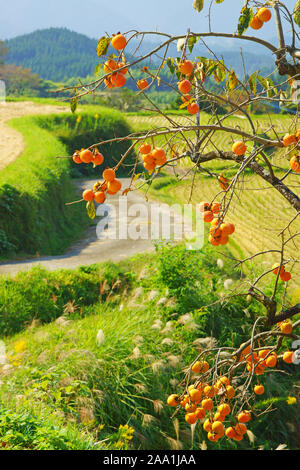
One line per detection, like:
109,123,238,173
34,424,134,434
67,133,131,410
70,97,78,114
188,36,199,53
214,61,227,83
193,0,204,13
197,57,222,80
248,71,258,94
94,63,102,76
86,201,96,220
257,75,277,98
237,7,253,36
294,0,300,27
166,57,175,75
144,171,153,181
96,37,111,57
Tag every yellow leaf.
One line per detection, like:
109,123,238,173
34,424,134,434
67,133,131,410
122,188,131,196
286,396,297,405
171,145,179,159
133,173,142,182
291,288,300,304
14,340,26,353
179,101,190,109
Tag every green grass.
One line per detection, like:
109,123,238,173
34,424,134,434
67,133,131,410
0,261,135,336
0,404,103,450
138,169,300,288
36,109,135,177
0,115,88,258
0,245,299,450
0,107,135,258
6,96,69,106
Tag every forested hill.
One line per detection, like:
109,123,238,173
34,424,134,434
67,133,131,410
5,27,275,82
5,28,99,81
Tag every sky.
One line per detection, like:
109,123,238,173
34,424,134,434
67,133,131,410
0,0,297,43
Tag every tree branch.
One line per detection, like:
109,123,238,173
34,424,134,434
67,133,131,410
191,150,300,212
273,303,300,324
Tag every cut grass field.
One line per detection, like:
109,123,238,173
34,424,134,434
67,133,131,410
0,245,299,450
141,174,300,289
126,112,295,173
126,112,300,289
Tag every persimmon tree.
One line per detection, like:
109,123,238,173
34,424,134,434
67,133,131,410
58,0,300,444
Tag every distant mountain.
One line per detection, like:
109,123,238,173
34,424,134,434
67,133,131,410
5,27,276,82
5,28,99,81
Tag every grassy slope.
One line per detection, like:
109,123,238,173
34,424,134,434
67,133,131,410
37,108,135,177
0,106,134,258
0,115,88,257
0,247,299,450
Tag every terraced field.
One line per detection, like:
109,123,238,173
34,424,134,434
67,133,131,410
126,112,295,171
127,112,300,287
153,174,299,284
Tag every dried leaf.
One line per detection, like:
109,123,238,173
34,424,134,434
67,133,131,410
177,38,186,52
226,70,238,91
86,200,96,219
122,188,131,196
200,440,208,450
275,443,288,450
193,0,204,13
246,429,256,444
96,36,111,57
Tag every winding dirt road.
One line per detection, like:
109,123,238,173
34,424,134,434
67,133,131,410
0,102,187,274
0,178,187,275
0,101,65,170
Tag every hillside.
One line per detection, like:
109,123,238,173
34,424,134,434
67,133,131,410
0,245,299,450
5,28,99,81
5,28,275,82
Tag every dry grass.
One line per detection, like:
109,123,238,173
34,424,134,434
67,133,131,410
148,172,300,288
126,112,300,288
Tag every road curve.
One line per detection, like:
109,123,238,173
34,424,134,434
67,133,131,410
0,178,187,276
0,101,65,170
0,103,189,276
